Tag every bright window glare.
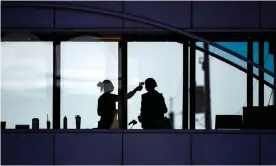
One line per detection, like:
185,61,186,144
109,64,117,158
1,42,53,128
60,42,118,129
127,42,183,129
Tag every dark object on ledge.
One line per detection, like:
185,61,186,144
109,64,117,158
63,116,67,129
243,106,276,129
215,115,242,130
1,121,6,129
46,114,51,129
32,118,39,129
75,115,81,129
15,125,29,129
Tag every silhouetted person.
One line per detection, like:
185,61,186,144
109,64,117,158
139,78,168,129
97,80,143,129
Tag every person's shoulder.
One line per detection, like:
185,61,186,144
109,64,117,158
141,92,148,98
153,90,162,95
98,94,104,101
109,93,117,100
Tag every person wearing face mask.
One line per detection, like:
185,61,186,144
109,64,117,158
97,80,143,129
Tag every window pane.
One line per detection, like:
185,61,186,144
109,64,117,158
127,42,183,129
1,42,53,129
209,48,247,129
60,42,118,129
208,42,248,69
253,42,275,106
195,42,206,129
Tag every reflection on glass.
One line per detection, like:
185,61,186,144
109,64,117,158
209,42,248,69
253,79,274,106
253,42,275,106
60,42,118,129
196,42,247,129
264,85,274,106
127,42,183,129
1,42,53,128
195,42,206,129
209,50,247,129
201,41,274,129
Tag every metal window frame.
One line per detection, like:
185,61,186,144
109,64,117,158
247,40,253,108
259,41,265,107
189,41,196,130
52,40,61,129
118,41,128,129
203,43,212,129
183,42,189,129
2,32,276,129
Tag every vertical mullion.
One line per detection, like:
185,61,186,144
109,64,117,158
203,43,212,129
189,41,196,130
53,40,61,129
259,41,264,107
183,42,189,129
118,41,128,129
247,40,253,108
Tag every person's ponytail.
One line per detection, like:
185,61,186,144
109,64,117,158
97,81,104,92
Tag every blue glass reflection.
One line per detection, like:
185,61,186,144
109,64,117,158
199,42,274,86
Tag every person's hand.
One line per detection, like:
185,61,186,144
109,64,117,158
136,82,144,91
136,85,143,91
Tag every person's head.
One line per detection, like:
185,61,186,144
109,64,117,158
145,78,157,91
97,80,114,93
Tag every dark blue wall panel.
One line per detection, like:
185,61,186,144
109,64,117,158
55,2,123,28
261,134,276,165
192,134,259,165
192,1,260,28
15,133,54,165
2,1,276,31
261,2,276,28
2,131,276,165
1,7,54,28
123,1,191,29
54,133,122,165
1,133,17,165
123,133,190,165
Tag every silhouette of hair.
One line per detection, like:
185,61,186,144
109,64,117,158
145,78,157,90
97,80,114,92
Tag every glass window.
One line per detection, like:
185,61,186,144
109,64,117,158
196,42,247,129
127,42,183,129
253,42,275,106
209,52,247,129
1,42,53,128
195,42,205,129
208,42,248,69
60,42,118,129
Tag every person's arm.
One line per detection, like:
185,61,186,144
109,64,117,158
161,94,168,114
115,84,143,101
126,86,142,99
138,95,145,123
160,94,168,113
97,99,102,116
140,95,145,114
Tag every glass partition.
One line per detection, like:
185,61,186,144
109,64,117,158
127,42,183,129
1,42,53,128
253,42,274,106
60,42,118,129
196,42,247,129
